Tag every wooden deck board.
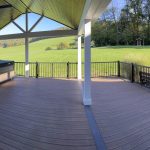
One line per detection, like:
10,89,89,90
0,78,96,150
1,77,150,150
92,79,150,150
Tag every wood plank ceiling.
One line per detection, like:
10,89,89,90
0,0,86,30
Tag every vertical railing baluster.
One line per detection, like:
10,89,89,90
118,61,120,77
131,63,134,83
36,62,39,78
67,62,69,79
51,63,53,78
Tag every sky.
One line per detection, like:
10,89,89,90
0,13,64,35
0,0,126,35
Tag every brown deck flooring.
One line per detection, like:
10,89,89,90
1,78,150,150
0,78,96,150
92,79,150,150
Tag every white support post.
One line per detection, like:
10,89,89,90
78,35,82,80
25,11,29,78
83,19,91,105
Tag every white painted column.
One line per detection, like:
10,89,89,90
78,35,82,80
25,36,29,77
83,19,92,105
25,11,29,78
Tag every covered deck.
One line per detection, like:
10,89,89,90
0,78,150,149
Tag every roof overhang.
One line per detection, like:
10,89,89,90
78,0,111,35
0,0,86,30
0,0,111,38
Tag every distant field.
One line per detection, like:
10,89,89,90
0,36,150,66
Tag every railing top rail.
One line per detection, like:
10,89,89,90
135,64,150,69
92,61,118,63
15,62,25,63
120,62,133,65
15,62,77,64
15,61,118,63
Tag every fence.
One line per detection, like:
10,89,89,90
119,62,150,87
15,61,118,78
14,61,150,87
91,62,118,77
120,62,134,82
133,64,150,84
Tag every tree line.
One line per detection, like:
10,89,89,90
92,0,150,46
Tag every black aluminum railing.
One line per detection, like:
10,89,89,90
14,61,150,88
15,61,118,78
120,62,133,81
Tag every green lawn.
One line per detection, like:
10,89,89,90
0,36,150,66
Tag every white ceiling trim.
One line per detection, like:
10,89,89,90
78,0,112,35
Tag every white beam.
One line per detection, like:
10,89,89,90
25,11,29,78
0,30,78,40
78,0,91,35
25,36,29,77
78,0,111,35
29,15,43,32
83,19,91,106
78,35,82,80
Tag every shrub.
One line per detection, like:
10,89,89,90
57,42,69,50
91,41,95,47
45,47,52,51
3,43,8,48
69,42,76,49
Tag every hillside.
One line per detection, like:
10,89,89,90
0,39,25,48
0,36,150,65
0,36,77,62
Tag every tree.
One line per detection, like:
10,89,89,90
91,0,150,46
3,43,8,48
143,0,150,44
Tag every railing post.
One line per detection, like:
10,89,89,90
118,61,120,77
67,62,70,79
14,62,17,76
131,63,135,83
36,62,39,78
51,63,53,78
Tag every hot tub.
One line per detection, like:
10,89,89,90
0,60,15,83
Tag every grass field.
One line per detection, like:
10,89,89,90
0,36,150,66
